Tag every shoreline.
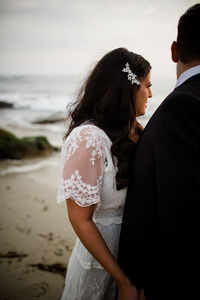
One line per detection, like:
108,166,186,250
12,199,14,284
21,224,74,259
0,127,76,299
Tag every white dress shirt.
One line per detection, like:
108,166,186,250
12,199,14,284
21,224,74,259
175,65,200,88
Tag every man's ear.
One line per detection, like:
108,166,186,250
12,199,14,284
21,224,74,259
171,41,178,63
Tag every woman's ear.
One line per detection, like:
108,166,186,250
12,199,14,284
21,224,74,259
171,41,178,63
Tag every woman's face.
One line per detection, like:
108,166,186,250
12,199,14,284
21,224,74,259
135,72,152,116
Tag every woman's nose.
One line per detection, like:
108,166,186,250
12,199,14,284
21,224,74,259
149,88,152,98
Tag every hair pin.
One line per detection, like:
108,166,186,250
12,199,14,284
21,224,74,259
122,62,140,86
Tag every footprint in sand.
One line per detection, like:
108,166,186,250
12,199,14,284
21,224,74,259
32,282,49,297
42,204,49,211
54,248,63,256
38,232,54,241
16,226,32,235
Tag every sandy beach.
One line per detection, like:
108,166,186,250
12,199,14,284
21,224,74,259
0,126,76,300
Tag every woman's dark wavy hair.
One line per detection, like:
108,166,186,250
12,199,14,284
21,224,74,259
64,47,151,190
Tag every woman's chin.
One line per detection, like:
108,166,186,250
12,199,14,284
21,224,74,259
137,111,146,117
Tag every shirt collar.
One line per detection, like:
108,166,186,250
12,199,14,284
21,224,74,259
175,65,200,89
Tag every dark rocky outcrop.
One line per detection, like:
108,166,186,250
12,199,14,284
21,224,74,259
0,128,59,159
32,113,66,125
0,101,14,109
33,117,65,124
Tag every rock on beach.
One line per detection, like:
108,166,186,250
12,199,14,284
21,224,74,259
0,128,59,159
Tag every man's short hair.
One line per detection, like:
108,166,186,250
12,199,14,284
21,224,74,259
177,4,200,63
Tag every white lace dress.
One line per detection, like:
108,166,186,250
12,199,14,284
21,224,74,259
57,124,127,300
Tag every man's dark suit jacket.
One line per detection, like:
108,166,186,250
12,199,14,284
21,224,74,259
118,73,200,300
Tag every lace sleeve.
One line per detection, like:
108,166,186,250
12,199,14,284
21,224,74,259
60,127,105,208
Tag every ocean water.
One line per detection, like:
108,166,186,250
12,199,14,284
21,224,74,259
0,74,175,174
0,75,82,134
0,74,175,130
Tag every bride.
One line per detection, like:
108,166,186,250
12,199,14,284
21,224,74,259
57,47,152,300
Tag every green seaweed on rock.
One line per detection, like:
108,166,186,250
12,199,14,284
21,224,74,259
0,128,58,159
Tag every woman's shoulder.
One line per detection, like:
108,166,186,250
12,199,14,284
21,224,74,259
66,123,112,146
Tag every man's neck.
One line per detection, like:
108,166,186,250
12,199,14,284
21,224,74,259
177,60,200,79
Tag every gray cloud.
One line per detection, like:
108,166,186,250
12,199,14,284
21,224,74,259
0,0,196,75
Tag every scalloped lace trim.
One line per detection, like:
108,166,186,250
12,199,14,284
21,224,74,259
62,170,102,208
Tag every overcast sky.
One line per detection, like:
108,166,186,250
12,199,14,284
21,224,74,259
0,0,197,77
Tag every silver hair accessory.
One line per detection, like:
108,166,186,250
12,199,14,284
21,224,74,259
122,62,140,86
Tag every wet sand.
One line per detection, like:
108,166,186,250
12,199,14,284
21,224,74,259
0,128,76,300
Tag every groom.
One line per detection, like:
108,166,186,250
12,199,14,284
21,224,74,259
118,4,200,300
